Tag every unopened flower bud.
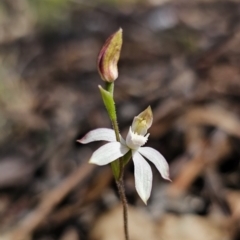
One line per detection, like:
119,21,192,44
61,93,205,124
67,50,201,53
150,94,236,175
97,28,123,82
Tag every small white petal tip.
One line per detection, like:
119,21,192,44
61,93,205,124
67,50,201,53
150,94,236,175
166,176,172,182
142,198,148,205
89,159,97,165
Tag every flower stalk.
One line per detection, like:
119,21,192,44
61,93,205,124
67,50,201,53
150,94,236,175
103,81,129,240
100,76,129,239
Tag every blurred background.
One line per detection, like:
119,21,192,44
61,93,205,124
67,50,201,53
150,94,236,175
1,0,240,239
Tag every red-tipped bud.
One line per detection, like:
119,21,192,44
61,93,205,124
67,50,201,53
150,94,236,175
97,28,123,82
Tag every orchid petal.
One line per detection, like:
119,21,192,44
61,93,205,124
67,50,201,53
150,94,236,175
132,150,152,204
89,142,128,166
120,135,126,146
138,147,170,181
78,128,116,144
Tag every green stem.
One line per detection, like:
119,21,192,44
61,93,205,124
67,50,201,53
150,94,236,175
116,179,129,240
105,82,114,95
112,118,120,142
104,82,129,240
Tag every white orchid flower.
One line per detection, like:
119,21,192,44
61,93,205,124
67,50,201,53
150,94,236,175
78,106,170,204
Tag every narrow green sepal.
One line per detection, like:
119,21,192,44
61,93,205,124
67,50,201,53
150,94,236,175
99,85,117,121
111,160,120,180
